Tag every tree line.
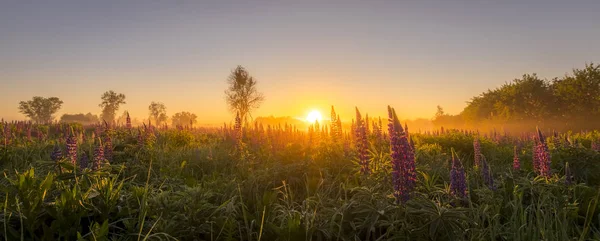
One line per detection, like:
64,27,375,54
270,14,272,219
433,63,600,131
16,65,263,127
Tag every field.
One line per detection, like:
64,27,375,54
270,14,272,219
2,108,600,241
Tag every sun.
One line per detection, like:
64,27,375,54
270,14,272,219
306,110,323,123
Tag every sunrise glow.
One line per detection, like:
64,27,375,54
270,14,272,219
306,110,323,123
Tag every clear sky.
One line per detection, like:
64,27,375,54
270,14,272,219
1,0,599,124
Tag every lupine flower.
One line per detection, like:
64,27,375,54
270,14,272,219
387,106,416,203
473,138,482,167
481,156,494,190
66,131,78,166
93,140,105,171
104,135,113,162
51,145,63,162
535,128,552,177
126,111,132,129
355,108,370,175
137,129,145,149
388,106,406,203
450,149,467,199
565,162,573,185
513,146,520,171
79,152,89,170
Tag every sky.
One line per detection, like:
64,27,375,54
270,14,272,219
1,0,599,125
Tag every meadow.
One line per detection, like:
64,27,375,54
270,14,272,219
2,106,600,241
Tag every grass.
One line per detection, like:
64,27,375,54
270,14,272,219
1,122,600,240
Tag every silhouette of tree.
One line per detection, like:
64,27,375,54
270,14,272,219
225,65,264,122
149,102,168,125
18,96,63,123
99,90,126,123
171,112,197,127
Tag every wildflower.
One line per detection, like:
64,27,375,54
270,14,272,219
473,138,482,167
535,128,552,177
387,106,417,203
79,152,89,170
532,142,539,175
450,150,467,198
513,146,520,171
51,145,63,162
355,108,370,175
66,131,78,166
481,156,494,190
93,140,105,171
126,111,132,129
104,135,113,162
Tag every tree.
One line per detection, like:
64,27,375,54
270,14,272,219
99,90,126,122
18,96,63,123
148,102,168,125
225,65,264,122
171,112,197,127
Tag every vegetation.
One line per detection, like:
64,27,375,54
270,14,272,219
434,63,600,131
3,63,600,240
148,102,168,126
18,96,63,124
60,113,100,125
99,91,126,123
225,65,264,123
2,111,600,240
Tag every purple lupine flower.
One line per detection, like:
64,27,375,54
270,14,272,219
66,131,78,166
473,138,482,167
51,145,63,162
79,152,89,170
388,106,406,203
513,146,520,171
450,150,467,198
387,106,417,203
481,156,494,190
93,141,105,171
126,112,132,129
565,162,573,185
103,135,113,163
355,107,370,175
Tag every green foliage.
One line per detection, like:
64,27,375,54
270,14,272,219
2,123,600,240
18,96,63,123
99,90,126,123
436,63,600,131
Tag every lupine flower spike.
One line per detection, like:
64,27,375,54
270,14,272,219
66,128,78,166
535,127,552,177
473,138,482,168
513,146,520,171
450,149,467,199
93,138,105,171
355,107,370,175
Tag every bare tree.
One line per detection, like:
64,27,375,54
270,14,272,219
225,65,264,122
